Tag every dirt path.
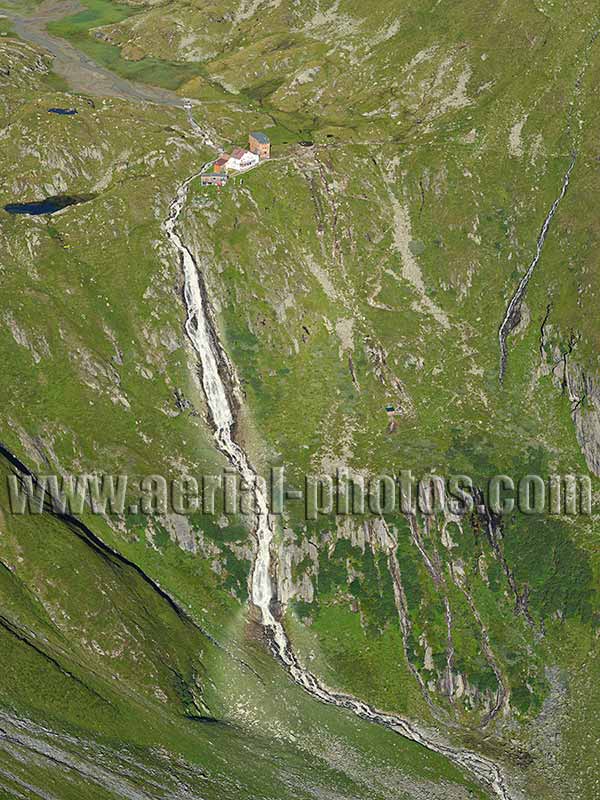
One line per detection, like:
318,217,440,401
3,0,187,107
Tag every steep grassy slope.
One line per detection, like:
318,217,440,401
181,139,600,796
0,449,490,799
163,2,600,795
0,29,496,800
0,31,255,639
1,1,600,798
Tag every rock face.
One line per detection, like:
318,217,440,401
568,365,600,477
277,528,318,606
542,331,600,477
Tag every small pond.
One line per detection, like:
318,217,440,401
4,194,96,216
48,108,78,116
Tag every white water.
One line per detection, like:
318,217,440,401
164,168,277,620
498,153,576,382
163,173,512,800
498,22,600,382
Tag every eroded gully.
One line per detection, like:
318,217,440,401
163,173,512,800
498,153,576,382
498,22,600,382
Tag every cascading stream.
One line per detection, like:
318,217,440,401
498,21,600,382
164,168,276,619
163,172,512,800
498,153,576,382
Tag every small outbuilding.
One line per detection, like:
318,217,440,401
201,172,228,187
214,155,230,173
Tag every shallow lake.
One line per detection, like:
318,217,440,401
4,194,95,216
48,107,78,115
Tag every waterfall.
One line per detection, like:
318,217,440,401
163,172,512,800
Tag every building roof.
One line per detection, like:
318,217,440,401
215,156,229,166
230,147,247,159
250,131,270,144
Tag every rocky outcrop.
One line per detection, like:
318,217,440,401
565,363,600,476
540,321,600,477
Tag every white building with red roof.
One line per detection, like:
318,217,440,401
226,147,259,171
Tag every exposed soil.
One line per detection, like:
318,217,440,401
4,0,187,107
